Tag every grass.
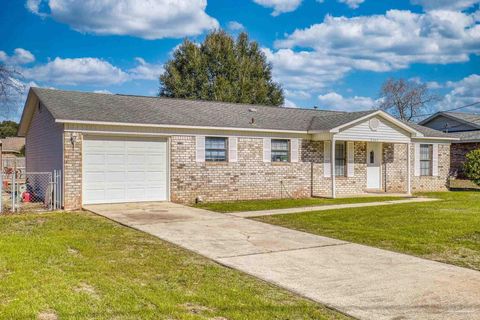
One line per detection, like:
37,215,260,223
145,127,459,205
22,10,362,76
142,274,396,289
194,196,405,213
0,212,349,320
255,192,480,271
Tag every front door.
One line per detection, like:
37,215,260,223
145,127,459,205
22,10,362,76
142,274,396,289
366,142,382,190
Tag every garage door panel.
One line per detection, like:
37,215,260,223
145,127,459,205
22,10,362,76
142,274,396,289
83,136,168,204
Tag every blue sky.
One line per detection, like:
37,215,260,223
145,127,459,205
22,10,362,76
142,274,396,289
1,0,479,120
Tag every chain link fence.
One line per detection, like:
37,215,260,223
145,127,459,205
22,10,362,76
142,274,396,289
1,169,62,213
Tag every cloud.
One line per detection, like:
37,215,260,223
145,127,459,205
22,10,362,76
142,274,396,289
22,57,129,85
227,21,245,31
439,74,480,111
267,9,480,91
283,99,298,108
26,0,219,39
409,77,443,89
0,48,35,65
317,92,378,111
411,0,480,11
252,0,303,16
338,0,365,9
128,57,164,80
284,89,311,99
93,89,112,94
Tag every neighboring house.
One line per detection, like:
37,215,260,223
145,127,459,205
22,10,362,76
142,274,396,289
0,137,25,158
419,112,480,177
1,137,26,170
18,88,456,210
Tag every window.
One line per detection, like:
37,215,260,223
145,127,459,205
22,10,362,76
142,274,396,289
335,142,346,176
205,137,227,162
271,139,289,162
420,144,432,176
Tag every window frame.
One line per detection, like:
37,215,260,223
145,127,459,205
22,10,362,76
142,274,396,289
205,137,228,162
335,141,346,177
419,144,433,176
271,139,290,163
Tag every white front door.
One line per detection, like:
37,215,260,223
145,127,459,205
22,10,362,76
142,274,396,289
83,135,168,205
366,142,382,190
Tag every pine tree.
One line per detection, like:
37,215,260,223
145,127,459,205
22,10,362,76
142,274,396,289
160,30,284,106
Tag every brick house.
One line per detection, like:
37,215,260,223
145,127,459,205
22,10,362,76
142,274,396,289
18,88,456,210
419,112,480,177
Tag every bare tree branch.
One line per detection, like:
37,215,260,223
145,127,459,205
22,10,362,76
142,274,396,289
0,64,24,105
378,78,440,121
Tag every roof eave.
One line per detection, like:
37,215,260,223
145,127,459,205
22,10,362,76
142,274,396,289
56,119,309,135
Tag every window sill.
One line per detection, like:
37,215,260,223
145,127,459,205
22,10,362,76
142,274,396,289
271,162,291,166
205,161,229,166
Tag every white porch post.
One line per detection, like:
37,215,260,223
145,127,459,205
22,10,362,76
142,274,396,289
331,138,336,198
407,141,412,195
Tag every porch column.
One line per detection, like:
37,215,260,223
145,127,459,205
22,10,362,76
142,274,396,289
331,138,336,198
407,141,412,195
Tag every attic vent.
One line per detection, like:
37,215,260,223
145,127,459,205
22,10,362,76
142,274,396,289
248,108,257,112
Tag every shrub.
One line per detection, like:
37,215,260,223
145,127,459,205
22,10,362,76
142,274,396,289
464,149,480,185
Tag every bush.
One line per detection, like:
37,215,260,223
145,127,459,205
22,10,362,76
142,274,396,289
464,149,480,185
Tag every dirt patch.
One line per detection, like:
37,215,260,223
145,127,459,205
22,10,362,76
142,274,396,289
37,310,58,320
73,282,100,299
67,247,80,255
181,302,214,315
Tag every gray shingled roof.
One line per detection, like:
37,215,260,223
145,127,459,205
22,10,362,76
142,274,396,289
29,88,451,138
443,112,480,127
32,87,344,132
401,121,457,138
450,130,480,141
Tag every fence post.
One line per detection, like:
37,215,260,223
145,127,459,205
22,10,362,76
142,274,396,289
11,170,15,213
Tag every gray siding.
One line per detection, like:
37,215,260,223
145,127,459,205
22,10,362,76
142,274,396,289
26,103,63,173
423,115,476,132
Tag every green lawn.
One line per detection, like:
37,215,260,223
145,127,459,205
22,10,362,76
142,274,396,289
0,212,348,320
194,196,405,213
256,192,480,271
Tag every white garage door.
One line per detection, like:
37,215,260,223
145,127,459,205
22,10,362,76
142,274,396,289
83,136,168,204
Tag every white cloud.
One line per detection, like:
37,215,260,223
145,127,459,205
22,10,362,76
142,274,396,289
228,21,245,31
26,0,219,39
317,92,378,111
338,0,365,9
267,9,480,91
283,99,298,108
128,57,164,80
0,48,35,65
409,77,443,89
439,74,480,111
22,57,129,85
93,89,112,94
411,0,480,11
284,89,311,99
252,0,303,16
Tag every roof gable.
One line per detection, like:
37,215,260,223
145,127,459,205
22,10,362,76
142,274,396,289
419,112,480,131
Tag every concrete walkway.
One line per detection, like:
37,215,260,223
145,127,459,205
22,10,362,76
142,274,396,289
228,197,438,217
85,202,480,320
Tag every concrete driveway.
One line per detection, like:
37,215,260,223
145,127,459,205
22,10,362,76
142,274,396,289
85,202,480,320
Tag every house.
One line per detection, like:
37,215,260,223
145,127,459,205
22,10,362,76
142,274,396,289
0,137,25,158
18,88,457,210
419,111,480,177
1,137,26,171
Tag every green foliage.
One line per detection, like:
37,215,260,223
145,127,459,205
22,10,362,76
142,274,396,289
160,30,284,106
0,120,18,138
464,149,480,185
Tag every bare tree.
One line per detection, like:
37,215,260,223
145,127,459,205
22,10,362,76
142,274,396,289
378,78,439,121
0,64,24,105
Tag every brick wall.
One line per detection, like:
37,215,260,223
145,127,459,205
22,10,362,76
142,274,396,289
60,132,451,208
63,132,83,210
170,136,313,203
411,143,450,192
450,142,480,178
